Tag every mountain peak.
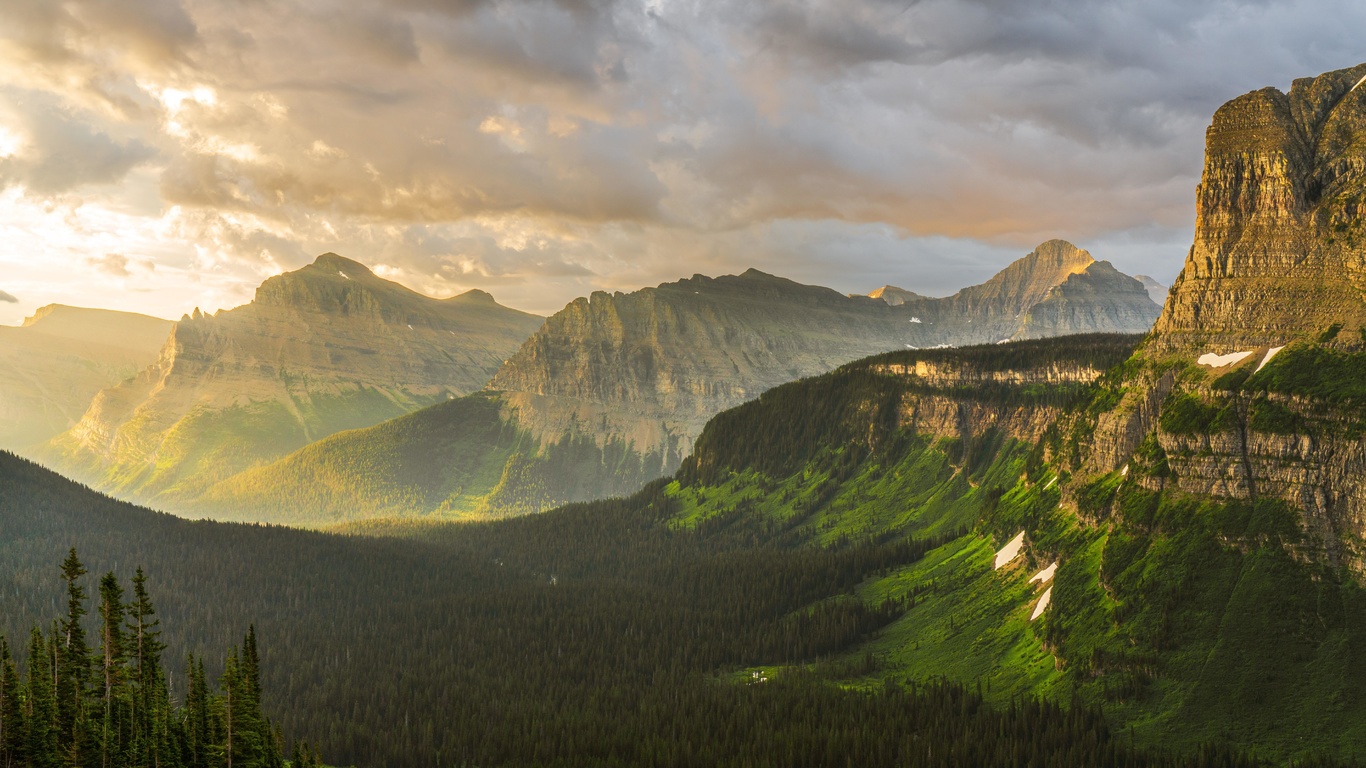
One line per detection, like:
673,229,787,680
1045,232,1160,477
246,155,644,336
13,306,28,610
310,253,374,277
451,288,496,304
1153,61,1366,350
868,286,926,306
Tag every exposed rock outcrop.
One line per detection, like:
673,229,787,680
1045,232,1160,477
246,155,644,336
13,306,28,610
492,241,1160,467
1082,63,1366,568
1153,63,1366,350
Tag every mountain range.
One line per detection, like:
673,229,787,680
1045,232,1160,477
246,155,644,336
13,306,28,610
191,239,1160,524
2,61,1366,767
36,254,543,505
0,304,172,452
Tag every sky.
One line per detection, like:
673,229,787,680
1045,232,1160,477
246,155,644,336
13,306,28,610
0,0,1363,324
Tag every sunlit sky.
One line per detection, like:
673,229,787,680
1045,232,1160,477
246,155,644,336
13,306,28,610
1,0,1363,325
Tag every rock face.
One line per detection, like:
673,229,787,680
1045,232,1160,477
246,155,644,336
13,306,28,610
1014,260,1162,340
487,269,916,463
1077,63,1366,569
0,306,172,451
41,254,543,506
492,240,1159,465
202,242,1158,524
892,240,1161,345
1153,63,1366,350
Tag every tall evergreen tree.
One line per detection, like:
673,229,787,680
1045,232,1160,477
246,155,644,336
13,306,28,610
0,636,25,767
25,629,57,768
97,572,127,768
56,549,92,767
126,568,167,768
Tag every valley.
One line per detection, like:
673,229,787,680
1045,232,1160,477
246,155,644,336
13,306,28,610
3,43,1366,768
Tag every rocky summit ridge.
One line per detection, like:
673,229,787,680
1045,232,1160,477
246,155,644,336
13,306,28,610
489,239,1160,466
1075,63,1366,570
1154,63,1366,351
40,254,544,507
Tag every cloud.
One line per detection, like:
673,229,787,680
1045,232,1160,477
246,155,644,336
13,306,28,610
85,253,131,276
0,290,16,303
0,0,1362,318
0,92,157,194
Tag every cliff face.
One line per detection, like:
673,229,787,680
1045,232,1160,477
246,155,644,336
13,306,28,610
1073,63,1366,569
1015,261,1162,340
0,306,172,451
42,254,543,505
493,241,1159,465
488,269,915,460
1154,64,1366,349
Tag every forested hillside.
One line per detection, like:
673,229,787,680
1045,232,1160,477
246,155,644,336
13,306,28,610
0,447,1303,767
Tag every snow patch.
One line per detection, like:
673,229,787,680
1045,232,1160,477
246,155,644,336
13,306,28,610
1354,74,1366,93
1120,464,1129,477
1030,562,1057,584
910,317,922,324
996,339,1011,345
1256,346,1285,372
1042,476,1057,491
407,324,414,330
339,272,350,280
994,531,1026,570
1030,586,1053,621
1197,350,1254,368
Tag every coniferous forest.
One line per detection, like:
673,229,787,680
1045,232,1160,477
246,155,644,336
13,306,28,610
0,450,1356,768
0,547,320,768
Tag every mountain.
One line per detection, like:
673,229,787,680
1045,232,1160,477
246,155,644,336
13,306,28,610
865,285,926,305
0,304,171,451
1085,62,1366,565
1153,63,1366,350
1134,274,1169,306
200,244,1160,524
39,254,543,506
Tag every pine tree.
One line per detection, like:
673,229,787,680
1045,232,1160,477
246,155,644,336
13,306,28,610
185,656,210,768
126,568,168,768
57,549,93,767
26,628,57,768
97,572,127,768
0,636,26,767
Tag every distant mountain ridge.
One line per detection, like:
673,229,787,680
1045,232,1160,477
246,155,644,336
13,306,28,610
200,239,1160,525
0,305,172,451
40,254,544,506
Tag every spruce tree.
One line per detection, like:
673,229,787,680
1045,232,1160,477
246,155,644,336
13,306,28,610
26,628,57,768
126,568,167,768
97,572,127,768
0,636,25,766
57,549,93,766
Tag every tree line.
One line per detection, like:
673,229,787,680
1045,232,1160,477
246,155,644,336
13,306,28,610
0,549,319,768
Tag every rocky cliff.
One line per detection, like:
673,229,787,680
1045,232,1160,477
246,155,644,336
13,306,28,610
1153,63,1366,350
1070,63,1366,570
41,254,543,506
199,242,1158,524
0,305,172,451
487,269,917,462
493,240,1159,464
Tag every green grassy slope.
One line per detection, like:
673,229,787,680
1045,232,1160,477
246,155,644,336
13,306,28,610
196,392,669,524
645,332,1366,761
